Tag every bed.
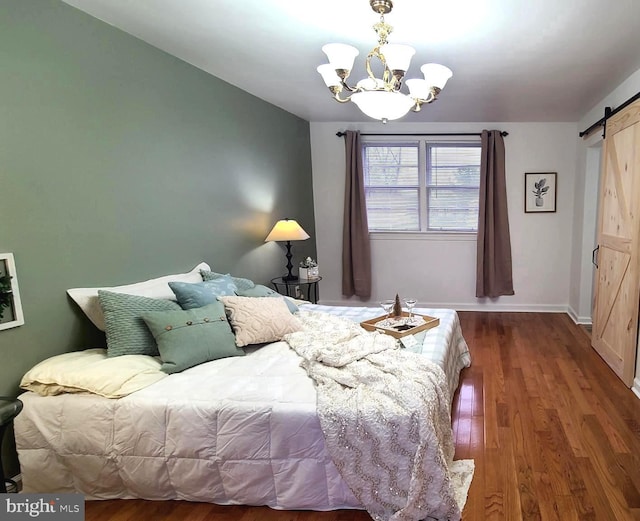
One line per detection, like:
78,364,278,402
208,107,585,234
14,266,473,521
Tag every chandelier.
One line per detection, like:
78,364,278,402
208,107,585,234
317,0,453,123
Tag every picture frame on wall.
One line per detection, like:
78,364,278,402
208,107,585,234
525,172,557,213
0,253,25,331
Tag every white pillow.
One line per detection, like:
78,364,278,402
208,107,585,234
20,348,166,398
219,295,303,347
67,262,210,331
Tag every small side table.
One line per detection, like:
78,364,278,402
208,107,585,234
0,397,23,493
271,276,322,304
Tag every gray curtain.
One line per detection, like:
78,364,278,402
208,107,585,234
342,130,372,298
476,130,514,298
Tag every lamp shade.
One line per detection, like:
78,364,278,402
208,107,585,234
380,44,415,72
420,63,453,89
265,219,310,242
321,43,359,72
405,79,431,100
317,64,342,87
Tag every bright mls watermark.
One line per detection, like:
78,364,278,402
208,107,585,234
0,494,84,520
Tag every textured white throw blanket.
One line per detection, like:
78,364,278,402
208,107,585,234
285,311,473,521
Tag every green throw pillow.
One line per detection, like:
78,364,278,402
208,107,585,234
200,270,255,291
141,301,244,374
237,284,299,313
98,290,182,357
169,277,237,310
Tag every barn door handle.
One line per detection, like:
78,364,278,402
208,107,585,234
592,245,599,268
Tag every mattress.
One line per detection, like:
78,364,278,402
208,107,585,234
15,304,471,510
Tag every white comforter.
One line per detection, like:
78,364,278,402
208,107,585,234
15,306,471,514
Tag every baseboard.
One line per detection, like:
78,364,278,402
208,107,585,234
567,306,593,325
318,300,571,314
632,379,640,400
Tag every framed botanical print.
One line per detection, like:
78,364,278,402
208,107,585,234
0,253,25,331
525,172,557,213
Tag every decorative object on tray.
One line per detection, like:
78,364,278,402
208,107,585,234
392,293,402,317
299,257,319,280
404,296,417,320
378,298,394,320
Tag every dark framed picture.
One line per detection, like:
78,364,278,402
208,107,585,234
0,253,25,331
525,172,557,213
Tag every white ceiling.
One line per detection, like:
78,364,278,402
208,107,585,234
62,0,640,123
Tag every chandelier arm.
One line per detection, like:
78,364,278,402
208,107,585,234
329,86,356,103
340,80,359,93
365,48,398,91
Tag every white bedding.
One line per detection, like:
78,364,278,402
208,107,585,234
15,304,471,513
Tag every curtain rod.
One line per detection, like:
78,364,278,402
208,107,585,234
579,89,640,138
336,131,508,137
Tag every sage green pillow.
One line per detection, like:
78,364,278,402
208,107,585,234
98,290,182,357
169,277,237,310
237,284,299,313
141,301,244,374
200,270,255,291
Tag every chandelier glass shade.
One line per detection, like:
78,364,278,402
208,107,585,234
317,0,453,122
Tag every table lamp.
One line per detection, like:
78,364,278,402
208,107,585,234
265,218,310,281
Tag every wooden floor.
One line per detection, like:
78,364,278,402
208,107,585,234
85,312,640,521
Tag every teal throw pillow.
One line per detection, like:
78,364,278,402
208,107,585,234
237,284,299,313
98,290,182,357
169,276,237,310
200,270,255,291
141,301,244,374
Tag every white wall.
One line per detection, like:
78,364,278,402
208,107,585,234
567,142,600,323
311,121,578,310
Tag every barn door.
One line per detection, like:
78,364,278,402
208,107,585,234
592,99,640,387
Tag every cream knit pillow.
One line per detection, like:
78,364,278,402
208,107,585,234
218,296,302,347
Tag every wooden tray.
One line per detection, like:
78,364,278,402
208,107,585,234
360,311,440,339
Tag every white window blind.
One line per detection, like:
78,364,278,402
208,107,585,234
363,140,481,232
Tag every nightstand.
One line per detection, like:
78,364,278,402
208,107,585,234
0,397,22,493
271,276,322,304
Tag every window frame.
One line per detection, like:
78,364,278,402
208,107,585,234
361,135,481,238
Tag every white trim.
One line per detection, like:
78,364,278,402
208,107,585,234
370,232,477,242
567,306,593,325
318,300,570,313
632,378,640,400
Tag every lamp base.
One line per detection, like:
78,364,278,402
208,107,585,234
282,241,298,282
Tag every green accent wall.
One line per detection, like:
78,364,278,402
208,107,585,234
0,0,315,476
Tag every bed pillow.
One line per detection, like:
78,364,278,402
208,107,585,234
169,276,238,310
67,262,210,331
237,284,299,313
141,302,244,374
218,296,303,347
20,348,166,398
200,270,255,291
98,290,182,357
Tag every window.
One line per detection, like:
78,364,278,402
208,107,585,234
362,139,481,232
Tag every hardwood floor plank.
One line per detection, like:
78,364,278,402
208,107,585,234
80,311,640,521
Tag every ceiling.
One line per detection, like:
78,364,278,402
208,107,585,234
62,0,640,123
